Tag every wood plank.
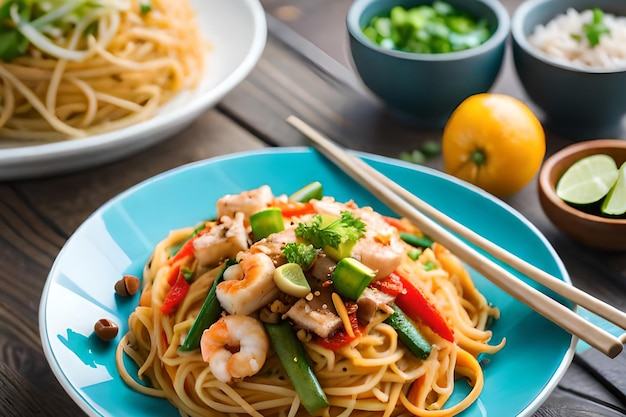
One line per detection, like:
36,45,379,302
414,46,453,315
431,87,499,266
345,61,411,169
0,362,83,417
1,3,624,416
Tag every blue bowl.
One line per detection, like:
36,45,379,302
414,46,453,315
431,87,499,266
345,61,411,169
347,0,510,128
511,0,626,139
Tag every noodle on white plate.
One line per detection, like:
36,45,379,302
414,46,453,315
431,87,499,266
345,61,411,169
0,0,206,142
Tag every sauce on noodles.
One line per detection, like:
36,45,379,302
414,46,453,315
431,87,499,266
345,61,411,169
116,184,505,417
0,0,205,142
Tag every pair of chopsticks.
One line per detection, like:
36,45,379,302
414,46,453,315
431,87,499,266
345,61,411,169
286,115,626,359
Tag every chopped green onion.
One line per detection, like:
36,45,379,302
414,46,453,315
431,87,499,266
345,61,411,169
362,1,491,54
408,248,423,260
0,0,128,62
423,260,438,271
289,181,323,202
250,208,284,241
331,257,376,300
583,8,611,47
181,267,194,282
140,0,152,14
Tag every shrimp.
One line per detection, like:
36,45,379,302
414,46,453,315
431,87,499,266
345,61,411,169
216,185,274,221
215,252,280,315
200,314,269,384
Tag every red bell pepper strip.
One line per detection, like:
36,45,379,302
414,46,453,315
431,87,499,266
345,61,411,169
272,200,317,218
168,224,210,266
317,313,361,350
160,267,191,315
391,271,454,342
382,216,410,232
369,273,404,297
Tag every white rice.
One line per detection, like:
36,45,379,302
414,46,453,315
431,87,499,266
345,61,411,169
528,8,626,70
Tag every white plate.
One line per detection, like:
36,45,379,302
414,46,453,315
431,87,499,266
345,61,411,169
0,0,267,180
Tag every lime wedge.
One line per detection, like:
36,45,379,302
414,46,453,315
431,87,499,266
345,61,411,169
556,154,618,204
274,263,311,298
602,161,626,216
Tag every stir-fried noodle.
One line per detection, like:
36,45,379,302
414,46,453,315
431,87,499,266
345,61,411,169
116,185,505,417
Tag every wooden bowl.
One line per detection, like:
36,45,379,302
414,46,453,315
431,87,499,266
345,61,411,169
538,139,626,250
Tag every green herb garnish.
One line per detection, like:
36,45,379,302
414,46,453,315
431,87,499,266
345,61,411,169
282,242,319,270
0,1,31,61
181,267,194,282
295,211,366,249
362,0,491,54
399,141,442,165
572,8,611,47
423,260,438,271
0,0,128,62
140,0,152,14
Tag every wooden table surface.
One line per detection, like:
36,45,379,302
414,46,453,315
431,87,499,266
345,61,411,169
1,0,625,416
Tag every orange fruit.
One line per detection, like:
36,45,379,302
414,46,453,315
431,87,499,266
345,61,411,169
442,93,546,198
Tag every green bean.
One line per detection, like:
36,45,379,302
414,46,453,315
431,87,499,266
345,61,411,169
178,258,236,351
384,304,432,359
400,231,434,248
264,321,329,414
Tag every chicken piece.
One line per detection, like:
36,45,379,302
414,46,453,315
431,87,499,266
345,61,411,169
284,290,343,339
249,227,298,266
216,185,274,221
193,212,248,267
356,287,395,323
309,252,336,282
350,206,405,279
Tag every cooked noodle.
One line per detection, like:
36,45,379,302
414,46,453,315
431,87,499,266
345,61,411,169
0,0,205,142
116,187,505,417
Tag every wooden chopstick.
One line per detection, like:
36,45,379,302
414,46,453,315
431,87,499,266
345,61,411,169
287,115,626,359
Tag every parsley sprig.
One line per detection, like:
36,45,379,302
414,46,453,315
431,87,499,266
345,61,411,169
282,242,319,270
571,8,611,48
295,211,366,249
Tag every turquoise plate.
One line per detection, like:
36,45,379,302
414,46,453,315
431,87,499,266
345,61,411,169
39,147,575,417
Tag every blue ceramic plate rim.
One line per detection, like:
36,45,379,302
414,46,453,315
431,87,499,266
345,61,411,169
39,147,576,417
